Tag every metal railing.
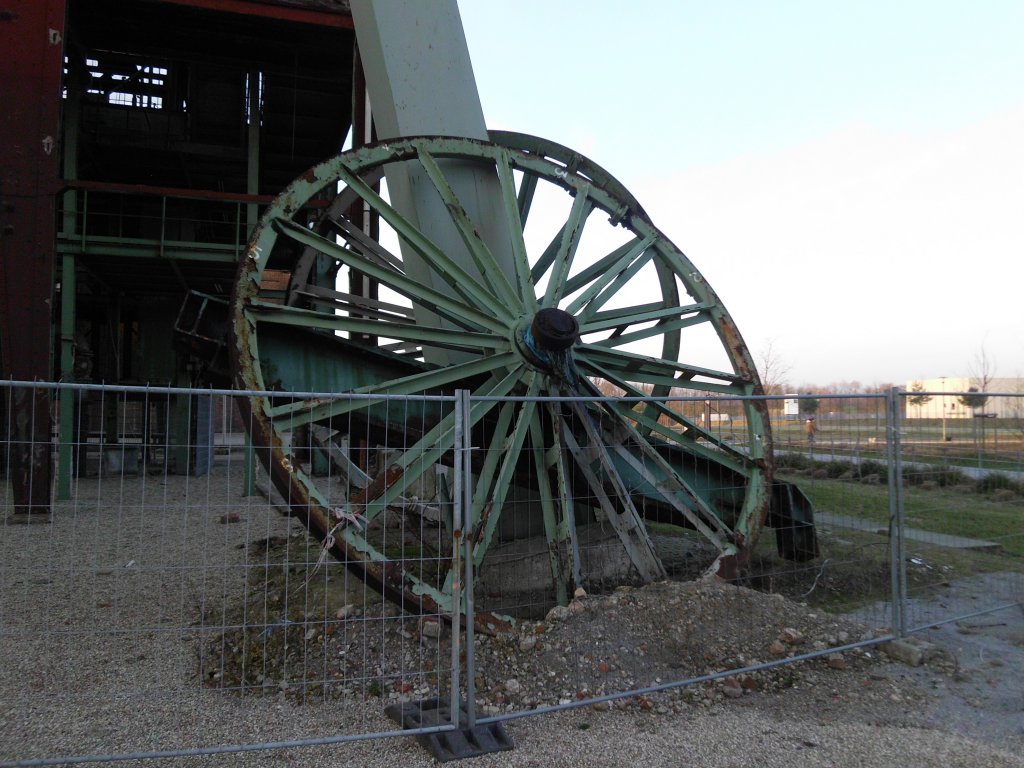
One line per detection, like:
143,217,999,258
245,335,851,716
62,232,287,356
55,180,327,261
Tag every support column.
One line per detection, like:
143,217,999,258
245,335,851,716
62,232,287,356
56,51,82,500
0,0,67,517
350,0,517,365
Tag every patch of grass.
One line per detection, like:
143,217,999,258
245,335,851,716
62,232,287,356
785,473,1024,558
974,472,1024,496
902,465,971,488
383,543,424,560
856,459,887,479
778,474,890,524
775,453,814,472
747,520,1020,614
646,521,690,537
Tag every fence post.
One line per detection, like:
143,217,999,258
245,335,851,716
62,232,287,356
456,388,477,727
885,387,908,637
449,391,465,727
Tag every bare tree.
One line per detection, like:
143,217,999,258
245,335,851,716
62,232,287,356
756,338,792,395
963,346,997,446
967,345,996,403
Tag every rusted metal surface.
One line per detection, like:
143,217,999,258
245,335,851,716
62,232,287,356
711,549,748,581
154,0,353,27
61,179,282,205
0,0,66,514
350,463,403,508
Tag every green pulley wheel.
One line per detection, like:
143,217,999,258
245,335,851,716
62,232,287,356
230,132,774,622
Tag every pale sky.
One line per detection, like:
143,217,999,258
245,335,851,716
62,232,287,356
458,0,1024,388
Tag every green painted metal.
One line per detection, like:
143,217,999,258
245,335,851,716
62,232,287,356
350,0,520,370
230,133,779,620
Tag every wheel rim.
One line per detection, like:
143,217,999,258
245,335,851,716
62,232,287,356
230,133,773,619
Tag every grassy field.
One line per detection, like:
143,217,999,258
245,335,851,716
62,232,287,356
782,473,1024,557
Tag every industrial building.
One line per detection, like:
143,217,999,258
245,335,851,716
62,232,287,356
2,0,361,509
905,378,1024,420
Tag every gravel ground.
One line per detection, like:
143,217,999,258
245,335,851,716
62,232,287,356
1,464,1021,767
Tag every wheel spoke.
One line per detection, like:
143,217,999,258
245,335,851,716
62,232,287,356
542,190,593,308
310,424,442,520
348,363,528,525
528,407,571,604
264,351,521,430
576,367,751,471
326,214,405,272
577,346,744,392
561,235,655,314
288,165,387,292
599,414,735,543
558,402,666,582
571,379,736,541
271,217,506,334
416,148,523,312
566,235,657,317
472,375,540,566
580,302,709,335
586,313,710,350
246,299,508,354
465,399,518,536
290,283,415,322
516,170,538,227
581,301,708,331
547,402,581,588
495,152,537,308
334,162,517,324
529,223,566,286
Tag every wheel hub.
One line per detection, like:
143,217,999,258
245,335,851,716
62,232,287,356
531,308,578,352
515,308,581,385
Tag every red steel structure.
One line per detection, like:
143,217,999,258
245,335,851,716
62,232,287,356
0,0,66,514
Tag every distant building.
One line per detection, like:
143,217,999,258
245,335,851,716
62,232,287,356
904,378,1023,419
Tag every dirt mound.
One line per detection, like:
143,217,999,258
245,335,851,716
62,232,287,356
471,579,879,713
200,552,898,717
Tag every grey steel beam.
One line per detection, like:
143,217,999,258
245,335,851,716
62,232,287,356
350,0,518,365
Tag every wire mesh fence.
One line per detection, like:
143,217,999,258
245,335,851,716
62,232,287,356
0,383,463,766
0,382,1021,765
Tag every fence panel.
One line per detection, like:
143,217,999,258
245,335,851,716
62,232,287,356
895,390,1024,632
467,393,899,721
1,383,1021,764
0,382,459,766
